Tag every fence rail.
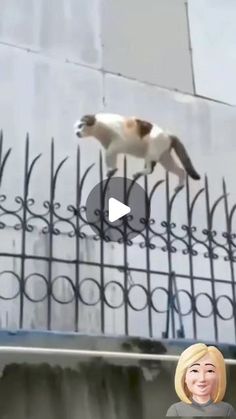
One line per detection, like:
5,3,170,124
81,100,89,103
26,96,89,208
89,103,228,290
0,134,236,343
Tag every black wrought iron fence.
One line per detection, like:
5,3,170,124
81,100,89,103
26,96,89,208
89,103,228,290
0,133,236,342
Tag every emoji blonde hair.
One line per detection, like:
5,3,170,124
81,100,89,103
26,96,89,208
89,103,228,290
174,343,226,404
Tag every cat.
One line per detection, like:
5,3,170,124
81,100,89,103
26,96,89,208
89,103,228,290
74,113,200,191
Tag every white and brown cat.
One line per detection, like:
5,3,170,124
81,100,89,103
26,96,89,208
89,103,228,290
74,113,200,191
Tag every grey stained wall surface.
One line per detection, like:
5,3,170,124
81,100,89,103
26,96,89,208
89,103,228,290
0,362,144,419
0,360,174,419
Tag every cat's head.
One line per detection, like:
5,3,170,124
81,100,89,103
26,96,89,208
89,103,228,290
74,114,96,138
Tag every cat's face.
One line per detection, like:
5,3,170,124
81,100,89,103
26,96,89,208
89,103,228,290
74,114,96,138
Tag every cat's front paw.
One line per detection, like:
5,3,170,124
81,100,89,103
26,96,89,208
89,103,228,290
106,168,117,178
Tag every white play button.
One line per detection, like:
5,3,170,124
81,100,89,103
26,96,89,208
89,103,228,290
85,177,149,242
108,197,131,223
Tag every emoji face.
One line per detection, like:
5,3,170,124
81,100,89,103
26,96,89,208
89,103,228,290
185,353,219,402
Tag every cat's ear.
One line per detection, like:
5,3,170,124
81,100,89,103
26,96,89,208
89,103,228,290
81,114,96,126
135,119,153,138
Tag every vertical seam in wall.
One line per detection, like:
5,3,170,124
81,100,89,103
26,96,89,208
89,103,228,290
184,1,196,95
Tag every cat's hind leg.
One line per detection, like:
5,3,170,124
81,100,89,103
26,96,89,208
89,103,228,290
133,160,156,178
159,151,185,192
133,134,171,179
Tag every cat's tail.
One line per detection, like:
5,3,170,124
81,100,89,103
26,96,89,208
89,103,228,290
170,135,201,180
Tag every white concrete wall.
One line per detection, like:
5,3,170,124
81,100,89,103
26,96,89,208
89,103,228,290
188,0,236,105
102,0,194,93
0,0,236,343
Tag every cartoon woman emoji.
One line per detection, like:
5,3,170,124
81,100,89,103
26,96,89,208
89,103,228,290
166,343,236,416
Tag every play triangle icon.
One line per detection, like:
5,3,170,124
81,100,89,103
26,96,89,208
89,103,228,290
108,197,131,223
